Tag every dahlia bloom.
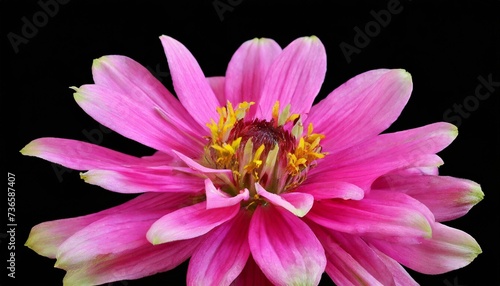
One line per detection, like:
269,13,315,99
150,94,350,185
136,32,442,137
22,35,483,285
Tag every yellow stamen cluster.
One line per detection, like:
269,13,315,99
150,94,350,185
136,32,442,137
204,100,326,195
206,101,253,170
210,137,242,166
286,124,326,176
207,101,254,144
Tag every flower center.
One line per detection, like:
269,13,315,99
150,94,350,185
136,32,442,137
203,101,326,198
229,119,296,159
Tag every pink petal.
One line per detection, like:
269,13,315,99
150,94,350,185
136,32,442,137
147,201,239,244
138,150,181,166
81,168,205,194
55,210,166,268
296,180,365,200
63,237,202,285
307,69,412,152
369,222,482,274
187,211,251,286
91,55,204,135
278,192,315,216
25,192,190,258
231,256,274,286
172,150,233,184
255,183,313,217
159,35,220,127
307,190,434,243
205,179,249,209
20,138,142,171
224,38,281,117
21,138,207,194
372,174,484,221
414,166,440,175
310,122,457,190
74,84,203,157
309,223,395,286
324,252,384,286
26,216,107,259
323,123,455,167
371,247,419,286
207,76,226,104
249,205,326,286
382,165,440,177
258,36,326,119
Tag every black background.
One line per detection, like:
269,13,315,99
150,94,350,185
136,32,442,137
3,0,500,285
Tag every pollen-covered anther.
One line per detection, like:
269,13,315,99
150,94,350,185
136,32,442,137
243,144,265,175
211,137,242,166
285,127,327,178
286,153,308,176
206,101,254,144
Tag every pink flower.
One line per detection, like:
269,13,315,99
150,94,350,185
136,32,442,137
22,35,483,285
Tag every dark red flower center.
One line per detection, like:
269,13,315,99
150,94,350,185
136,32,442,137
229,119,296,157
